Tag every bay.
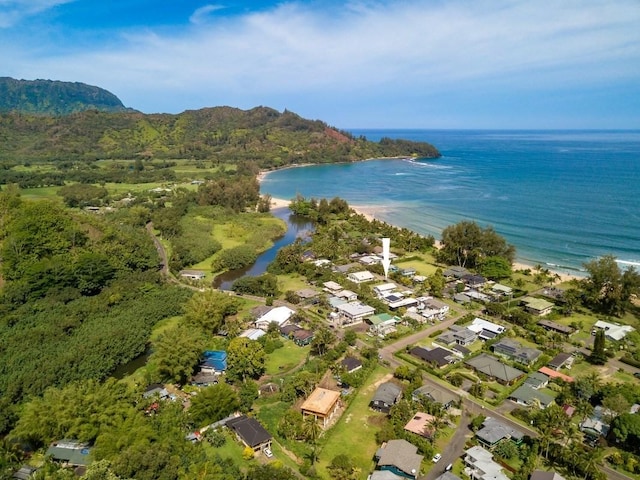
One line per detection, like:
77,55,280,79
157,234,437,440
260,130,640,275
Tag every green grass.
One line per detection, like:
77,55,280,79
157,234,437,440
265,342,310,376
202,429,246,466
150,315,183,342
19,185,64,200
315,365,391,479
276,274,311,295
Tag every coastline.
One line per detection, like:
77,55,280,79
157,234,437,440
260,171,583,283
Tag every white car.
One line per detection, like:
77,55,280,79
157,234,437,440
264,447,273,458
432,453,442,463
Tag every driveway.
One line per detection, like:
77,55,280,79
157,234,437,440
420,409,472,480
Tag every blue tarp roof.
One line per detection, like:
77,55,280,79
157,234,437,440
202,350,227,371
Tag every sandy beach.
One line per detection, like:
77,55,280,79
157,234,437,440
260,171,583,283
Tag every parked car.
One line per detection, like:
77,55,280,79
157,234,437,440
432,453,441,463
264,447,273,458
445,463,453,471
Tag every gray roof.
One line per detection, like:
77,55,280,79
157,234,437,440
412,385,457,406
375,439,423,477
524,372,549,389
530,471,567,480
465,353,525,383
370,471,404,480
548,352,572,369
510,385,554,408
434,473,462,480
493,338,542,364
453,328,478,342
410,346,454,368
373,382,403,405
226,415,272,448
476,417,525,445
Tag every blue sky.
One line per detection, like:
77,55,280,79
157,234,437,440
2,0,639,128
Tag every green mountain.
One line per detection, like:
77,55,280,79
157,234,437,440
0,106,440,167
0,77,131,115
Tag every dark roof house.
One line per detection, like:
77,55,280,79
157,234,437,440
492,338,542,365
409,346,456,368
475,417,525,448
370,382,403,413
412,385,457,408
341,356,363,373
465,353,525,385
226,415,272,451
375,439,423,479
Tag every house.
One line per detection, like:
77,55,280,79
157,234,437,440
592,320,635,341
492,338,542,365
530,471,567,480
452,328,478,346
46,440,92,467
374,283,398,297
464,446,509,480
410,346,457,369
404,412,436,438
179,269,206,280
280,324,301,337
490,283,513,296
421,297,450,320
538,366,574,383
292,329,314,346
370,471,405,480
143,383,170,399
521,297,555,316
509,385,554,409
453,293,471,304
468,318,506,340
387,296,419,310
548,352,574,370
12,466,38,480
537,319,574,336
255,306,295,330
295,288,318,300
524,372,550,390
335,289,358,301
334,262,360,274
191,370,219,387
323,281,343,292
201,350,227,372
580,406,612,439
443,266,469,279
335,301,376,326
359,254,381,265
347,270,376,284
226,415,272,452
475,417,525,449
434,473,462,480
401,267,417,277
239,328,266,341
465,290,491,303
412,385,457,409
370,382,403,413
368,313,400,337
462,274,486,288
375,439,424,479
301,387,341,428
341,357,363,374
465,354,525,385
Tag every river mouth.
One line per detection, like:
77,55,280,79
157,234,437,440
212,207,314,290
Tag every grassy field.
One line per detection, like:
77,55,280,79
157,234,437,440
315,365,391,479
265,342,310,376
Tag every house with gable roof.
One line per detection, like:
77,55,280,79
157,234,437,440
370,382,403,413
374,439,424,479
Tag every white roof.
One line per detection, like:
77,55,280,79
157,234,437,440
323,281,343,291
256,306,295,327
348,271,375,281
335,289,357,299
374,283,397,292
469,318,505,334
239,328,266,341
336,301,375,317
593,320,634,341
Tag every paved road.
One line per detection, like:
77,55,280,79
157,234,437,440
421,410,472,480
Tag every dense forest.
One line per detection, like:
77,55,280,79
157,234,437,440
0,106,440,169
0,77,131,116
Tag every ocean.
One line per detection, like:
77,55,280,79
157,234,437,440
259,130,640,275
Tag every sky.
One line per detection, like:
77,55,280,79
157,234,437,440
1,0,640,129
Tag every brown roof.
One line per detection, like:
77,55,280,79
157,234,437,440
300,388,341,416
404,412,435,438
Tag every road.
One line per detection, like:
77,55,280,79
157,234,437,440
378,317,635,480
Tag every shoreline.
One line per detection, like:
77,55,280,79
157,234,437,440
265,195,583,283
259,165,584,283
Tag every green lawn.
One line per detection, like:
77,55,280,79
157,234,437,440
265,342,310,376
315,365,391,479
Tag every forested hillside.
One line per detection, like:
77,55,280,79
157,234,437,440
0,106,440,168
0,77,130,115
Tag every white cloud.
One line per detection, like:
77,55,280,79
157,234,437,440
189,4,225,25
0,0,74,28
4,0,640,124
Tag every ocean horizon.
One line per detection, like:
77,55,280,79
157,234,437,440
260,129,640,276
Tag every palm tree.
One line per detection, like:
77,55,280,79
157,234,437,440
581,446,605,480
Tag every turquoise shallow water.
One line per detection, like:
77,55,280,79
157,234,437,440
260,130,640,275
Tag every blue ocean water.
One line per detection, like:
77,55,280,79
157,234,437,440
260,130,640,274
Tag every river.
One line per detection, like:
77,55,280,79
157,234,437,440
212,207,313,290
